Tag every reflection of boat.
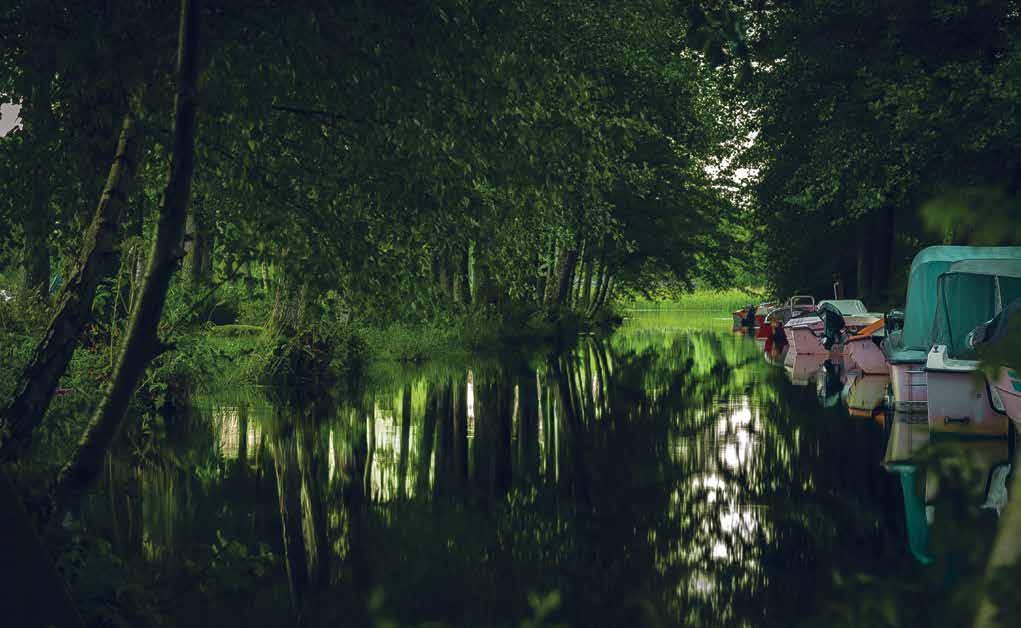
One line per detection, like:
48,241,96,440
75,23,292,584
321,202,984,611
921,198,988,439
883,414,1012,565
785,300,880,355
815,360,845,407
763,344,787,366
842,371,889,417
968,299,1021,427
883,246,1021,412
783,351,830,386
925,260,1021,436
845,317,891,375
732,302,776,330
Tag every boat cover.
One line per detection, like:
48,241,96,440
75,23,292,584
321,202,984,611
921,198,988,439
882,246,1021,363
932,259,1021,359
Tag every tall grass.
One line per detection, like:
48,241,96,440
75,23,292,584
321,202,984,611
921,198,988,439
624,288,764,314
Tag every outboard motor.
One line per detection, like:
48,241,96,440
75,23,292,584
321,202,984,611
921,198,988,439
741,304,756,327
818,302,846,350
885,309,905,334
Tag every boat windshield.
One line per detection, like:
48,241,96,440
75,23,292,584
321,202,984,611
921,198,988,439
819,299,867,315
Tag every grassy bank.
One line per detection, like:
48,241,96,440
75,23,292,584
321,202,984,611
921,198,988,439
624,288,764,314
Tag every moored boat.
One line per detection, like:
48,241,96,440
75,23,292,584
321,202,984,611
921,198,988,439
925,259,1021,436
845,314,898,375
784,300,880,355
757,295,816,340
882,246,1021,412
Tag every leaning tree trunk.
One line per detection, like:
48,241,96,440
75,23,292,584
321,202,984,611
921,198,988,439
47,0,201,524
0,113,141,462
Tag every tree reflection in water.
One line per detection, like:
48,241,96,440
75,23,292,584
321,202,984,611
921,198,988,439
76,315,1010,627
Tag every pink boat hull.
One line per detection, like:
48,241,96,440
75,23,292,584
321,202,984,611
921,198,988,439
845,337,889,375
927,369,1007,436
787,324,828,355
992,368,1021,425
889,362,927,412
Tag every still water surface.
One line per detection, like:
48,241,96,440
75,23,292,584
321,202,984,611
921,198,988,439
83,312,1013,627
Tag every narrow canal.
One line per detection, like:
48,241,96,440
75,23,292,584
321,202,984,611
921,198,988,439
78,312,1010,627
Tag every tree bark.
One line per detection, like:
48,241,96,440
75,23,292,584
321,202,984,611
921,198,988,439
47,0,201,523
1,112,142,462
579,253,594,309
548,247,579,306
185,197,214,285
22,71,56,302
452,247,470,305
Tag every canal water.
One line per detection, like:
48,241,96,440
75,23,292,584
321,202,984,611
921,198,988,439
77,312,1012,627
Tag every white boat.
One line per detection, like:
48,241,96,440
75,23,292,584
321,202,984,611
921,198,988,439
882,246,1021,412
925,259,1021,436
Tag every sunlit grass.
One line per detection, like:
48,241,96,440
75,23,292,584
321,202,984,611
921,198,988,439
624,288,764,314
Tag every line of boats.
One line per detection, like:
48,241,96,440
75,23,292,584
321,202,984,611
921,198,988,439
733,245,1021,437
734,245,1021,566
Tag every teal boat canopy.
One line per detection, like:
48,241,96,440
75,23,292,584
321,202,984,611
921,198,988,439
883,246,1021,363
932,258,1021,360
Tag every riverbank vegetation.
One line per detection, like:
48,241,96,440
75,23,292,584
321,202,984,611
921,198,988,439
3,0,1021,626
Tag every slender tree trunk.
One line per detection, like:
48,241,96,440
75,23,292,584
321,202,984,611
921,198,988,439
590,267,612,314
579,253,594,309
185,198,213,285
550,247,579,306
543,243,559,305
1,113,142,461
47,0,202,522
22,71,56,301
588,264,609,316
453,247,470,305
